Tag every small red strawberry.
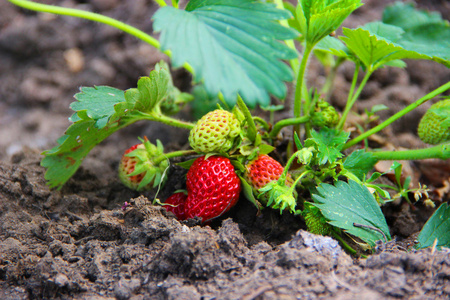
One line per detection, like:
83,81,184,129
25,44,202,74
164,192,188,220
185,155,241,223
245,154,294,205
118,137,169,191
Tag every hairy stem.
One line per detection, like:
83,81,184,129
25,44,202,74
253,117,270,131
8,0,161,49
294,44,314,119
370,143,450,161
154,149,197,165
344,81,450,149
148,114,195,130
321,57,346,101
337,67,372,130
7,0,195,75
269,116,309,139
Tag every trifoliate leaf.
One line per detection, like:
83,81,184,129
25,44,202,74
415,202,450,250
152,0,299,107
41,64,176,189
306,128,349,165
312,180,391,247
343,149,378,181
341,22,450,70
300,0,363,45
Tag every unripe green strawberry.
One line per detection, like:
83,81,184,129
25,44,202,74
302,202,332,236
311,101,340,128
185,155,241,223
418,99,450,145
189,109,241,154
118,138,169,191
245,154,295,205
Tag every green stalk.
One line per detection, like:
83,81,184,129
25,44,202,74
153,149,197,165
331,231,359,256
370,143,450,161
7,0,195,75
344,81,450,149
153,0,167,7
321,57,345,101
290,169,313,190
269,116,309,139
253,117,270,131
294,44,314,119
149,114,195,130
337,67,372,130
8,0,161,49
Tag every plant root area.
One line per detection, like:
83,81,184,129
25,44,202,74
1,0,449,299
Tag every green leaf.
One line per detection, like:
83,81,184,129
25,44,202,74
152,0,299,107
240,175,263,211
237,96,257,143
69,86,125,128
306,128,349,165
382,2,445,31
176,158,198,170
341,22,450,70
300,0,363,45
343,149,378,181
315,35,349,56
312,180,391,247
283,1,304,36
415,202,450,250
41,64,176,189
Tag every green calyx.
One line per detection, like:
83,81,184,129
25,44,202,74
258,176,298,214
119,138,169,191
302,202,333,236
189,109,241,154
310,101,340,128
418,99,450,145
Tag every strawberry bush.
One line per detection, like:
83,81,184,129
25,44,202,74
7,0,450,254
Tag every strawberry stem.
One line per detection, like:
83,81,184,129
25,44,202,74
344,81,450,150
150,114,195,130
370,143,450,161
8,0,161,49
337,67,373,130
7,0,195,75
153,149,197,165
269,116,309,139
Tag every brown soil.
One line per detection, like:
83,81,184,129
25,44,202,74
1,0,449,299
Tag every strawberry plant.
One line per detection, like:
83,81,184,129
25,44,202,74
7,0,450,254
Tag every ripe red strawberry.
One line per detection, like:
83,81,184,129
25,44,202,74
245,154,294,204
118,138,169,191
185,156,241,223
164,192,188,220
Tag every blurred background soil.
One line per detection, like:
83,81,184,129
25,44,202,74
0,0,449,299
